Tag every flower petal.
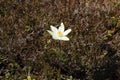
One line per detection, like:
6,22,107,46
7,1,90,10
50,25,58,33
52,35,59,40
59,36,69,41
64,29,71,36
58,22,65,32
47,30,59,40
47,30,53,36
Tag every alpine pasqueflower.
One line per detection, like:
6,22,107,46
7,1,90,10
47,22,71,41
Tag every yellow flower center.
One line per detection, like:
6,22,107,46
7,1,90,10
57,31,63,37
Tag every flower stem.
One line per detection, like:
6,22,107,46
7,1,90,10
59,40,61,53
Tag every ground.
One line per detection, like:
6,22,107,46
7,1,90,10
0,0,120,80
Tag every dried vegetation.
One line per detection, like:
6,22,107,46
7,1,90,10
0,0,120,80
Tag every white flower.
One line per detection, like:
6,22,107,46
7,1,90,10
47,22,71,41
